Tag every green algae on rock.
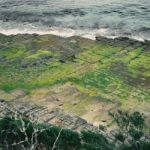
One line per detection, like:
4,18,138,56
0,34,150,127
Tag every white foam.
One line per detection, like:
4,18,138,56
0,26,109,40
130,36,145,42
0,26,147,42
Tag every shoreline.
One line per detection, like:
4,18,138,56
0,32,149,44
0,27,148,42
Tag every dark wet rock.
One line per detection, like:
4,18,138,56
96,36,145,49
144,40,150,51
0,99,5,103
59,59,66,63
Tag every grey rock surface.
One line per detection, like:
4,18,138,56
0,100,98,132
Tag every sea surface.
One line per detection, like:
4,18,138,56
0,0,150,40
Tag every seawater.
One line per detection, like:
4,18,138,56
0,0,150,40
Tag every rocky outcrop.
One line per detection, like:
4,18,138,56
1,100,119,143
0,100,97,132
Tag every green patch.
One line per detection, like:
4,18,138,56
26,49,53,59
0,34,149,103
0,44,27,60
68,69,131,100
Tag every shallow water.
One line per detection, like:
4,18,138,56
0,0,150,40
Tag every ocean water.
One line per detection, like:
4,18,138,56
0,0,150,40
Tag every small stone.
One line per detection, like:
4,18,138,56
59,103,63,106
